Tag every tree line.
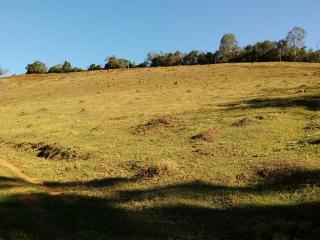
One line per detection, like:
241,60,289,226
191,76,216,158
23,26,320,74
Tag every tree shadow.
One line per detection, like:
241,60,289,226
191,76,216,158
45,177,134,188
0,169,319,239
0,176,24,190
223,94,320,111
118,169,320,203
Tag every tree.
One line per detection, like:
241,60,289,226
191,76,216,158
286,27,307,61
165,51,183,66
61,61,73,73
252,41,279,62
277,39,288,62
104,56,134,69
219,34,239,62
88,64,103,71
48,64,63,73
48,61,82,73
73,67,85,72
304,49,320,62
147,52,160,67
25,61,47,74
183,50,199,65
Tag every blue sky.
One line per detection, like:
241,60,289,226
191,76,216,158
1,0,319,74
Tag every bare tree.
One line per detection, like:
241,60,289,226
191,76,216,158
286,27,307,62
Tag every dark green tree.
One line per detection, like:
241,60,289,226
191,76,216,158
105,56,134,69
88,64,103,71
253,41,279,62
25,61,47,74
183,50,199,65
62,61,73,73
73,67,85,72
48,64,63,73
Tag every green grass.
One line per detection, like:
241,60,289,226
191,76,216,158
0,62,319,239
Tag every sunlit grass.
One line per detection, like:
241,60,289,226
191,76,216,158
0,62,319,239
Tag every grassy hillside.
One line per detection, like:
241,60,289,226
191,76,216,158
0,63,319,239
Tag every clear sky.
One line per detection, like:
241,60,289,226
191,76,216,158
1,0,319,74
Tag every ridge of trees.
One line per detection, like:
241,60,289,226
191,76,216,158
23,27,320,74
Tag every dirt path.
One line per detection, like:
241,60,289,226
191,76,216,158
0,158,63,237
0,158,61,196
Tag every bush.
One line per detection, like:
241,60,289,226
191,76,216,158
61,61,73,73
183,50,199,65
105,56,134,69
73,67,85,72
147,51,183,67
48,61,83,73
25,61,47,74
48,64,63,73
88,64,103,71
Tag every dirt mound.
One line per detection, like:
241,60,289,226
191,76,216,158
253,163,318,186
135,115,184,134
191,128,218,142
233,116,264,127
135,162,175,179
13,142,88,160
136,166,163,178
128,161,177,180
36,144,77,160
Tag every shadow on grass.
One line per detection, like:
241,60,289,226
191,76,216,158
45,177,134,188
223,94,320,111
0,177,24,190
0,169,319,239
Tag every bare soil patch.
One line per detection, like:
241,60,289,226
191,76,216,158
0,158,61,196
191,128,218,142
233,116,265,127
135,115,185,134
136,166,169,179
13,142,89,161
133,162,176,179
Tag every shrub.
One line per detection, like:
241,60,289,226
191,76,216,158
61,61,73,73
48,61,83,73
73,67,85,72
88,64,103,71
48,64,63,73
147,51,183,67
105,56,135,69
25,61,47,74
